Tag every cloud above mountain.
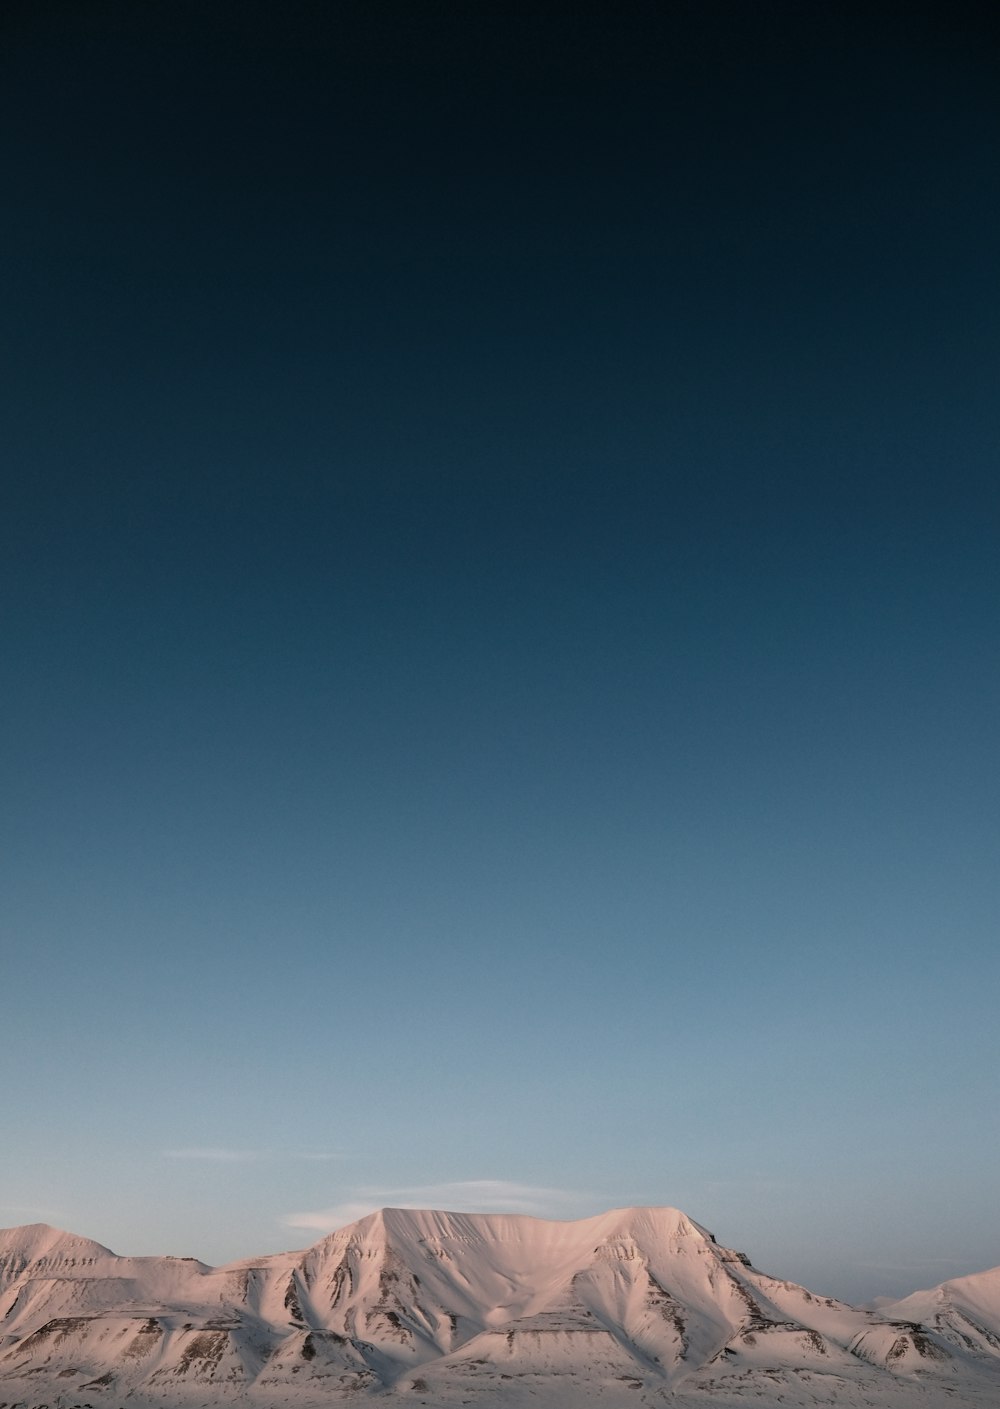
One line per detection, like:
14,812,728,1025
283,1179,590,1231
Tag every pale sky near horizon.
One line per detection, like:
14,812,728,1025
2,1,998,1306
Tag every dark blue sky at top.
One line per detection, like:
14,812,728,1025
1,2,998,1299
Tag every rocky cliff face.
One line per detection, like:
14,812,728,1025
0,1207,997,1407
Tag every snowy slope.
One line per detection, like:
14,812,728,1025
0,1207,997,1408
881,1264,1000,1361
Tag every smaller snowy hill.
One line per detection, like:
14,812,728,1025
0,1207,997,1408
881,1264,1000,1363
0,1221,113,1279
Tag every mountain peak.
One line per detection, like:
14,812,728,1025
0,1221,113,1260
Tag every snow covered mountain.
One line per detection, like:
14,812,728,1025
0,1206,997,1407
880,1263,1000,1363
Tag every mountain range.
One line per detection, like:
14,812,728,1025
1,1206,998,1408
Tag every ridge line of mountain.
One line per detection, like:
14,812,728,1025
1,1205,998,1407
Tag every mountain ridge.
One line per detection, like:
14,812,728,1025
1,1205,997,1407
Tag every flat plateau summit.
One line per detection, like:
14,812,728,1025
1,1206,998,1408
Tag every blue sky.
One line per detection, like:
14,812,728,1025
1,3,998,1304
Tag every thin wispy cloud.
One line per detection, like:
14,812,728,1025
164,1148,263,1163
702,1177,792,1194
283,1179,591,1233
164,1148,344,1164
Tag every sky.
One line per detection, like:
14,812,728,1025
1,1,998,1306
